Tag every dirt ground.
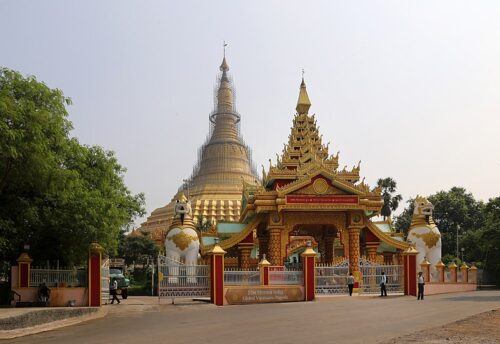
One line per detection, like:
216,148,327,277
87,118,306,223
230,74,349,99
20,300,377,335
381,309,500,344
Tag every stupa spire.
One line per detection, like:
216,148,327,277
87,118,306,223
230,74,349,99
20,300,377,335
296,72,311,115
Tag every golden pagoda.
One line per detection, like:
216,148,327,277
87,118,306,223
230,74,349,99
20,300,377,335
139,55,259,242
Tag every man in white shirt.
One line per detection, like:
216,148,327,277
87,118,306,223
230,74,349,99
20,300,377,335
417,271,425,300
110,278,121,304
380,271,387,297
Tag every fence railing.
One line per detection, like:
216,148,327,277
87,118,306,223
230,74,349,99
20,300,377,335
30,269,87,287
360,264,403,294
269,269,303,285
224,268,260,286
315,264,349,294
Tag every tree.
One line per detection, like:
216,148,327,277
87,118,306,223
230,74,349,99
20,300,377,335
0,67,144,269
376,177,403,220
478,197,500,284
119,233,159,266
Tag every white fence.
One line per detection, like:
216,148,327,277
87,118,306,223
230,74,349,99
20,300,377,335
101,259,110,304
224,268,260,285
30,268,87,287
359,258,403,294
269,269,303,285
315,259,349,295
157,255,210,301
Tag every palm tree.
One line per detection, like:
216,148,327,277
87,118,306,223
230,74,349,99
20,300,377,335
377,177,403,220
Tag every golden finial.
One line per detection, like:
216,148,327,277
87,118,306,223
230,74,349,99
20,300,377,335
296,70,311,114
220,41,229,72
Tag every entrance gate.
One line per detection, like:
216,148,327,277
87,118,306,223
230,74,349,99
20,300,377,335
315,259,349,295
359,258,403,294
157,255,209,303
101,258,110,305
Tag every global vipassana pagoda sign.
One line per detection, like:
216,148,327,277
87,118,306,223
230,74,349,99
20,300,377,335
286,195,359,204
224,286,304,305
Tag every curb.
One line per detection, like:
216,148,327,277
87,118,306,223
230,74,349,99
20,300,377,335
0,307,108,340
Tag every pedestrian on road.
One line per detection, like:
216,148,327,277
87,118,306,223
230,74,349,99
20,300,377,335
110,278,121,304
347,273,355,296
380,271,387,297
417,271,425,300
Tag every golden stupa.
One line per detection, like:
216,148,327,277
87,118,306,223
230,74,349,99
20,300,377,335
139,55,259,241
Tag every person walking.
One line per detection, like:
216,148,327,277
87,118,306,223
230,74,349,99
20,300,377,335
417,271,425,300
110,278,121,304
380,271,388,297
347,273,355,296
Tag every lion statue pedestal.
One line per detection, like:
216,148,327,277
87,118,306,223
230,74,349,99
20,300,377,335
406,196,442,271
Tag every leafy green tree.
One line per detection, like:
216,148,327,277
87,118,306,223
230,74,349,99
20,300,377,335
376,177,403,220
478,197,500,284
119,232,159,266
428,187,485,257
0,67,144,269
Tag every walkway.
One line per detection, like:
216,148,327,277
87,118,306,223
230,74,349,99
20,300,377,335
5,290,500,344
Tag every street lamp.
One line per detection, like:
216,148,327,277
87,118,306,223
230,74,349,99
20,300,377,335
461,247,465,262
456,224,460,260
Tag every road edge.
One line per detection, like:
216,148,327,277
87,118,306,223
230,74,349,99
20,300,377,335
0,307,108,340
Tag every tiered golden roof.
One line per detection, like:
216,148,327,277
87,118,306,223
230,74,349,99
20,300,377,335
265,78,379,194
241,78,383,220
139,56,259,240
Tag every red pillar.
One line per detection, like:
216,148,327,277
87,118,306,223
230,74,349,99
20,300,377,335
88,242,104,307
259,255,271,286
301,244,317,302
208,244,226,306
17,253,33,288
403,246,418,296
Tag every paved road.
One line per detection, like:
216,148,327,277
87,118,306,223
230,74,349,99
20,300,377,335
6,291,500,344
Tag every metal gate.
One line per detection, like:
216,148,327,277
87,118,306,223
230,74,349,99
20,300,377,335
359,258,403,294
101,258,110,305
315,259,350,295
157,255,209,302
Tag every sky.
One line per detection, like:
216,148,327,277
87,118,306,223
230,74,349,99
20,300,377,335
1,1,499,226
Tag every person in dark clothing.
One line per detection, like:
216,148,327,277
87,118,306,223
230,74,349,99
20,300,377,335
110,278,121,304
380,271,388,297
38,283,51,303
347,273,355,296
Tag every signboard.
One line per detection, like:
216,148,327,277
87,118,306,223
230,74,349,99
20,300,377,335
286,195,359,204
224,286,304,305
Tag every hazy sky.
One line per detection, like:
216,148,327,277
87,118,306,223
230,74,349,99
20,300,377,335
2,1,499,225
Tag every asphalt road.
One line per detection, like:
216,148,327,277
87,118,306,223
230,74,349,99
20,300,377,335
6,291,500,344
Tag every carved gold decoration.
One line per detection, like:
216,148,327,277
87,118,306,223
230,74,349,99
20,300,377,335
313,178,329,195
169,232,197,251
411,231,441,248
348,227,361,272
268,227,282,265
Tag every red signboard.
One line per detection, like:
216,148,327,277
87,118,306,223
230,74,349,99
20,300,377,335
286,195,359,204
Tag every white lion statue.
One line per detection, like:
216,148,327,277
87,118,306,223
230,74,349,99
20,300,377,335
406,196,442,270
165,194,200,282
